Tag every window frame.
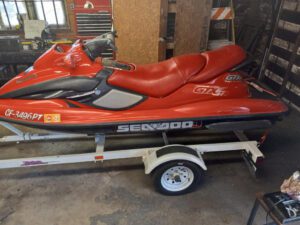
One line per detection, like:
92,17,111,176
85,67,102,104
0,0,70,31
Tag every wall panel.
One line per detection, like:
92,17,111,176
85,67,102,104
113,0,162,64
174,0,212,55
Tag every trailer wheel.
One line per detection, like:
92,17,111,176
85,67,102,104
153,160,204,195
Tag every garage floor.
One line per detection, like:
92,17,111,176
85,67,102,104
0,110,299,225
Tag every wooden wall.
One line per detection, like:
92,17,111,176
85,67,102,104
113,0,212,64
113,0,164,64
174,0,212,55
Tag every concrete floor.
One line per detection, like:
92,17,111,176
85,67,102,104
0,110,299,225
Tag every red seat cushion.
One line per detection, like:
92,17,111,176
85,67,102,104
188,45,246,83
108,54,206,97
108,45,246,97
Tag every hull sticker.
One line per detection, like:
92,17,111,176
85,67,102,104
44,114,61,123
15,73,38,84
225,74,242,82
21,160,48,167
193,85,226,96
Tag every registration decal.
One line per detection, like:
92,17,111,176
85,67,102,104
5,109,43,121
44,114,61,123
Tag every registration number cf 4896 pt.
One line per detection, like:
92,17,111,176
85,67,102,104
5,109,43,121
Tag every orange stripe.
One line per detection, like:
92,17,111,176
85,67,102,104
224,10,233,19
212,8,225,20
95,155,103,160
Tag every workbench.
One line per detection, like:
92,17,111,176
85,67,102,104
0,50,44,77
247,192,300,225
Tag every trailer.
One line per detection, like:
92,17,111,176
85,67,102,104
0,121,264,195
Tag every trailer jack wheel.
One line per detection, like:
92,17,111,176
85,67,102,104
153,160,204,195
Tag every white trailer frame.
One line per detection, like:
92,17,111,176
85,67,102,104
0,121,264,175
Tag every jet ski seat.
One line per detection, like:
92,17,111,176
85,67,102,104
108,54,206,98
108,45,246,98
188,45,246,83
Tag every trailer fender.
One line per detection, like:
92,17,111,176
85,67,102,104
143,145,207,174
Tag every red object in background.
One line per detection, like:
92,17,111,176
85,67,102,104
73,0,112,39
73,0,111,13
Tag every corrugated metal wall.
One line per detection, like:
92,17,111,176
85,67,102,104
260,0,300,108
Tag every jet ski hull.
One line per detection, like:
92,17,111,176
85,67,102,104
0,97,288,134
0,42,288,134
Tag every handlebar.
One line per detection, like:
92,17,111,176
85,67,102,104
107,39,117,51
83,32,117,60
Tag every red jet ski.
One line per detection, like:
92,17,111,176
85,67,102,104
0,33,288,134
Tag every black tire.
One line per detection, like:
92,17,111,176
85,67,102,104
152,160,204,196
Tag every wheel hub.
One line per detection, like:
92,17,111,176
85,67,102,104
161,166,194,192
